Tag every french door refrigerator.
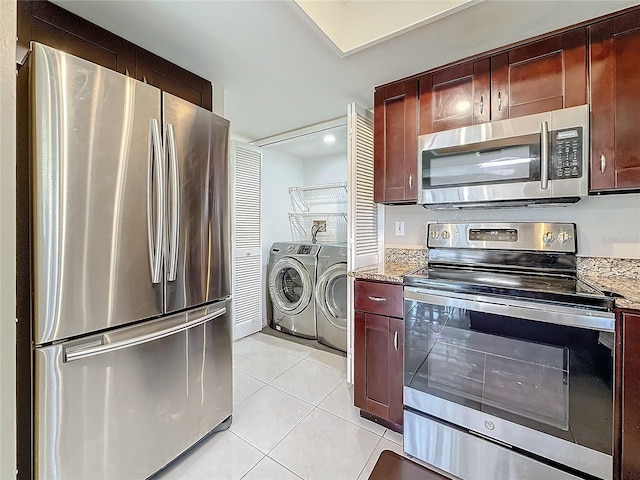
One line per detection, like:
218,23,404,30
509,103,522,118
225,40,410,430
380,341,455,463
29,43,232,479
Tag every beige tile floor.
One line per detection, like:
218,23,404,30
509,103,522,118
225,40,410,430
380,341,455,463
154,332,410,480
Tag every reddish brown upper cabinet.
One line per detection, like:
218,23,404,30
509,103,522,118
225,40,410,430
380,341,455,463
490,28,587,121
617,309,640,479
354,280,404,431
374,80,418,204
419,59,490,135
590,11,640,193
135,48,212,111
18,0,212,111
18,0,135,75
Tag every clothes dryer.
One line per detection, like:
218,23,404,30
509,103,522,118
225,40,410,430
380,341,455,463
315,244,348,352
267,242,320,339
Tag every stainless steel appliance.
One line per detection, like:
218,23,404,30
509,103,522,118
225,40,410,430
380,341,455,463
315,244,348,352
418,105,589,208
29,43,232,479
403,223,615,480
268,242,320,339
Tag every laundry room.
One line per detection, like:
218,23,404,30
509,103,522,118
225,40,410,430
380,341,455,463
259,120,349,354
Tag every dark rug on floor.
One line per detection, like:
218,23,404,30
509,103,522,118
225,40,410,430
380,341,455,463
369,450,451,480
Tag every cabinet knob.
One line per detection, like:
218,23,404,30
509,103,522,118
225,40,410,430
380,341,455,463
480,94,484,115
497,91,502,112
394,331,399,351
600,153,607,174
408,173,413,190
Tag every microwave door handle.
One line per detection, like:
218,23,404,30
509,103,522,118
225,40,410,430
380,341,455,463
540,121,549,190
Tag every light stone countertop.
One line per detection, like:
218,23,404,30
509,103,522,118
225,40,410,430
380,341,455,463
580,274,640,310
351,261,640,311
348,262,423,284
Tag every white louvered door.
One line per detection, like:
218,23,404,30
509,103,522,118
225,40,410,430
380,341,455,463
346,103,383,382
232,142,263,340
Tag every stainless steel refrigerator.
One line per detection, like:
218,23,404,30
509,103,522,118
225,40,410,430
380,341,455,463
29,42,232,479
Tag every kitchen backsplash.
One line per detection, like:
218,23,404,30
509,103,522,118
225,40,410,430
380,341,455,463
385,248,428,264
578,257,640,279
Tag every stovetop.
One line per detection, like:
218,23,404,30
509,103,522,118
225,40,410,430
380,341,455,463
405,266,615,311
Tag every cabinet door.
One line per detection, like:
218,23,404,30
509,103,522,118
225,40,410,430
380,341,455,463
620,310,640,479
20,0,135,75
491,28,587,121
388,317,404,425
419,59,490,135
135,48,212,111
590,12,640,192
374,80,418,204
354,311,403,426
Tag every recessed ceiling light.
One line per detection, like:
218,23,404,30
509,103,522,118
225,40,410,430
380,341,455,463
322,134,336,144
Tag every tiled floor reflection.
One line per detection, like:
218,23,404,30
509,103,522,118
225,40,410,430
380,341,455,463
154,332,411,480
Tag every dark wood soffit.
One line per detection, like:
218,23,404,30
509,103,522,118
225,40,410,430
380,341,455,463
374,3,640,91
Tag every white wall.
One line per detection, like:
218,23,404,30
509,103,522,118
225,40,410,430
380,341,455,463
384,193,640,259
0,0,17,477
261,148,304,323
303,152,347,186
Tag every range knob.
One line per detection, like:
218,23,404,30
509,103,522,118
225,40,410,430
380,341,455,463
542,231,555,245
430,230,440,240
557,230,571,244
441,231,451,239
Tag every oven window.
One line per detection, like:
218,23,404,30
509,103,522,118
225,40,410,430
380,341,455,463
404,300,613,455
422,140,540,188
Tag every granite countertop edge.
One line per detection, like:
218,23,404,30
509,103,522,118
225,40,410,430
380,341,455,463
350,262,640,310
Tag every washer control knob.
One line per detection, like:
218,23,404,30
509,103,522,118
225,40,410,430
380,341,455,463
430,230,440,240
542,231,555,245
441,231,450,239
557,230,571,244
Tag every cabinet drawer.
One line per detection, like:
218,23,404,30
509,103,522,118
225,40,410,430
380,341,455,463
354,280,403,318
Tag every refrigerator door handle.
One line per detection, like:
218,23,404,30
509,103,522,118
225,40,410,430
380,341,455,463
148,119,164,284
166,123,180,282
64,307,226,362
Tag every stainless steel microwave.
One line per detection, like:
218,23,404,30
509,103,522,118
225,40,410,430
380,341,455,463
418,105,589,208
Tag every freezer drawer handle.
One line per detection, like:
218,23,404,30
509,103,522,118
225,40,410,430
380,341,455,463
64,307,226,362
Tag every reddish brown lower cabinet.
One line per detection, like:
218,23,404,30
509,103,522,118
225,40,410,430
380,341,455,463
354,280,404,432
617,309,640,479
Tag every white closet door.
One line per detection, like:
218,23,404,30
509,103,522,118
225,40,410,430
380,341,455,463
346,103,383,382
232,142,263,340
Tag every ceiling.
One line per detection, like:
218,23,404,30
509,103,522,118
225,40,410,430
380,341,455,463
262,124,348,161
53,0,639,142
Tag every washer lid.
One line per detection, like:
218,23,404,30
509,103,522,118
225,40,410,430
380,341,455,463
269,256,313,315
315,263,347,330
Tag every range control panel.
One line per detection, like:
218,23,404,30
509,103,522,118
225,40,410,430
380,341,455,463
428,222,577,253
551,127,583,180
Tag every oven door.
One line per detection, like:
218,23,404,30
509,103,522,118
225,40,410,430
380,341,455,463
403,287,614,480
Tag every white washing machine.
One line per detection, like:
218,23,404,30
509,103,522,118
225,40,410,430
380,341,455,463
315,244,348,352
267,242,320,339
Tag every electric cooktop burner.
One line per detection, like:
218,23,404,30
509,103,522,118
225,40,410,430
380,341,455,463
406,222,616,312
404,266,615,311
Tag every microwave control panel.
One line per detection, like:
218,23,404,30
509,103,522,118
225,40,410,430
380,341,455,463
551,127,582,179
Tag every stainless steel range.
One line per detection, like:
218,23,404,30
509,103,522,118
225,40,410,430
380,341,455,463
403,222,615,480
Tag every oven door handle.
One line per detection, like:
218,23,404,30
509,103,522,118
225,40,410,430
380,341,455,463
404,287,614,332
